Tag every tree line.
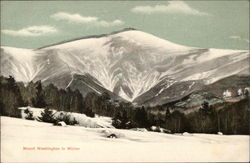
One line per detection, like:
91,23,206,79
0,75,249,134
0,76,94,117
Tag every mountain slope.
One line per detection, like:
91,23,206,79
1,29,249,105
0,47,38,82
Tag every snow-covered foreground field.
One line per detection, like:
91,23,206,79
1,116,249,162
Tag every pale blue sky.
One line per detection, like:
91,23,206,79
1,1,249,50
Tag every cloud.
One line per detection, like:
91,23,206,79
50,12,124,27
51,12,98,23
2,26,57,36
230,36,249,43
97,19,124,27
131,1,210,16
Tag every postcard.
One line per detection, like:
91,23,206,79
0,0,249,162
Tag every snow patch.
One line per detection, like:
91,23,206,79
19,107,113,128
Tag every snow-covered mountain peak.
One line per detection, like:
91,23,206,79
113,30,190,51
42,29,190,53
1,30,249,102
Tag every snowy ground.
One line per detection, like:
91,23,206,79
1,116,249,162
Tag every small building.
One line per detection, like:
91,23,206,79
223,90,232,98
237,88,243,96
244,87,250,96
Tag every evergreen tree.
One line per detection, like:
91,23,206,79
112,111,122,128
37,108,56,123
244,89,249,97
165,108,171,119
101,92,111,101
84,107,95,117
32,81,46,107
0,76,24,117
24,108,35,120
134,106,149,128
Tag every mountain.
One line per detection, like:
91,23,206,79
1,29,249,106
167,75,250,112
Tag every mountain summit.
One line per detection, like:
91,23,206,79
1,29,249,105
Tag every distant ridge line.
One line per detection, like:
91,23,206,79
36,28,137,50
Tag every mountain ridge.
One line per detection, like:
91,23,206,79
1,29,249,106
36,28,137,50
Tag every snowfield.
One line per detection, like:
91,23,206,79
1,116,249,162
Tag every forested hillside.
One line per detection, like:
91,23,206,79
1,75,249,134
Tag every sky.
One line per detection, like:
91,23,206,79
1,1,249,50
